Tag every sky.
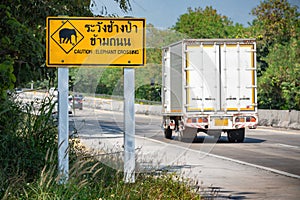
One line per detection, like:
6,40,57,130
90,0,300,29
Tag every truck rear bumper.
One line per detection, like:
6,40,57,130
163,114,258,131
184,114,258,130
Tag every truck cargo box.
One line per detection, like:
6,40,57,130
162,39,258,143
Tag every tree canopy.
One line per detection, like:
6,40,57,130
0,0,299,110
0,1,94,88
173,6,247,39
0,0,131,98
250,0,300,110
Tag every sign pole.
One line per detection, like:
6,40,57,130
58,67,69,184
124,68,135,183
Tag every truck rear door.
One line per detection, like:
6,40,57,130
185,41,256,113
185,43,220,112
220,43,256,112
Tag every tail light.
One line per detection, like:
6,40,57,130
250,117,256,122
236,116,256,123
187,117,208,123
235,117,244,122
198,117,208,123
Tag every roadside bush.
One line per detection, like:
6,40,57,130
0,95,58,197
10,152,200,200
136,84,161,102
0,94,200,199
0,59,16,100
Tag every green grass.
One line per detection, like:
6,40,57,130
0,95,201,199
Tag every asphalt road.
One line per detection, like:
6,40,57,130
71,108,300,199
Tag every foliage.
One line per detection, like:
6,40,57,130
170,2,300,110
95,68,123,95
258,39,300,110
0,58,16,99
146,23,188,64
0,96,58,197
147,24,189,48
0,0,91,87
173,6,246,38
0,5,43,87
0,97,200,200
250,0,300,75
0,0,131,88
71,68,103,94
136,83,161,102
251,0,299,47
251,0,300,109
9,157,201,199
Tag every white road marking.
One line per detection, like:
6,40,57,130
277,143,299,150
135,135,300,180
256,127,300,135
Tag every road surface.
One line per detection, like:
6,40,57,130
71,108,300,199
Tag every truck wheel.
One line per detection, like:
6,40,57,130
164,127,172,139
227,128,245,143
179,127,197,142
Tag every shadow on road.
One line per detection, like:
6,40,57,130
143,164,259,200
172,135,266,144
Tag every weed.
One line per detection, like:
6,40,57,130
0,95,201,199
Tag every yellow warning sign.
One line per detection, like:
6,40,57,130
46,17,146,67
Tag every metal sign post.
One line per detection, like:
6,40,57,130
123,68,135,183
58,67,69,184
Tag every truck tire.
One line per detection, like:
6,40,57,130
227,128,245,143
179,127,197,142
164,127,172,139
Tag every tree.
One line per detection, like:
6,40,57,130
251,0,300,110
0,5,44,87
0,58,16,99
0,1,92,87
251,0,299,46
250,0,300,74
95,68,123,95
258,38,300,110
0,0,131,89
173,6,247,39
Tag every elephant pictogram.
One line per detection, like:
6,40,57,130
59,28,77,44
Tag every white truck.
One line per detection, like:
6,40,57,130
162,39,258,143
